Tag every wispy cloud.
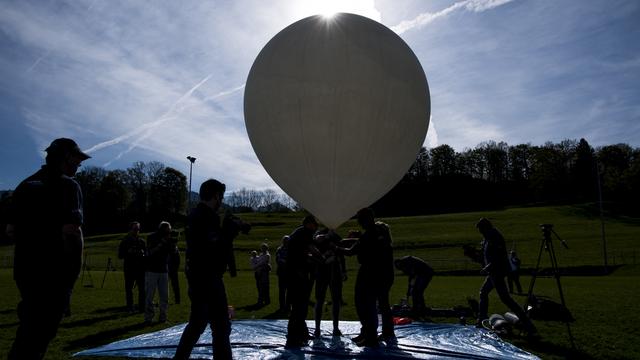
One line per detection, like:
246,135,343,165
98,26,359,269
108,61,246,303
100,82,246,167
25,50,50,73
425,115,439,149
1,0,638,192
85,74,212,158
391,0,516,34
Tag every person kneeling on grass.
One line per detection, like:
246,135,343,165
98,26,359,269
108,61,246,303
394,255,434,318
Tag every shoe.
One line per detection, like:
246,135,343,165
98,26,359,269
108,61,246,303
355,337,379,348
285,340,308,348
378,332,396,342
313,329,321,338
351,334,364,343
522,322,537,336
332,329,342,337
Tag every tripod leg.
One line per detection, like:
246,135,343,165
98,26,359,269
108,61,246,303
547,239,576,349
101,258,111,289
524,236,547,311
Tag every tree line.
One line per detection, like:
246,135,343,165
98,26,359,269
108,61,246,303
73,162,297,234
372,138,640,217
1,138,638,238
0,161,296,237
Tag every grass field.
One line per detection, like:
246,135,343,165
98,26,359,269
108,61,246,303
0,205,639,359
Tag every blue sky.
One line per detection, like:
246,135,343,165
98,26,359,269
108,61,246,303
1,0,639,192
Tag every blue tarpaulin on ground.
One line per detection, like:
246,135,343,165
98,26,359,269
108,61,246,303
74,320,539,359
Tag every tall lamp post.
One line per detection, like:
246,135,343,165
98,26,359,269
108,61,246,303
187,156,196,210
595,159,608,273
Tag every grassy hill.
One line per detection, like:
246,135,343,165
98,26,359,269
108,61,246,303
0,205,638,359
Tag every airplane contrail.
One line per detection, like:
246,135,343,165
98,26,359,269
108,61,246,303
25,50,51,73
85,74,222,158
85,76,245,157
391,0,516,34
89,77,245,167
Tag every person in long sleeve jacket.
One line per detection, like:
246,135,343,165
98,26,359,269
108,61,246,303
173,179,247,360
476,218,536,334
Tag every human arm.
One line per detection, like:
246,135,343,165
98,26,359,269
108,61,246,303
227,246,237,277
62,179,85,281
407,275,415,298
63,224,84,281
333,237,359,256
5,224,15,241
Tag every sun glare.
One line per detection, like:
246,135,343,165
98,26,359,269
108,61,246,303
292,0,381,22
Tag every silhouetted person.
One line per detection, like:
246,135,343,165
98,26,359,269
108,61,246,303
275,235,290,312
476,218,535,334
6,138,90,360
144,221,172,323
285,215,320,348
118,221,146,312
507,250,523,294
394,255,434,318
168,234,181,304
174,179,246,360
336,208,395,347
250,243,272,307
313,228,347,337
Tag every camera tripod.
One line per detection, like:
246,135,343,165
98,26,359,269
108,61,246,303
524,224,575,349
101,257,117,289
81,252,94,288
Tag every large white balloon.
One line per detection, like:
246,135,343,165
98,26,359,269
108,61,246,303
244,13,430,228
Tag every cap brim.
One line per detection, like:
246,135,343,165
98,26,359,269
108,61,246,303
75,151,91,160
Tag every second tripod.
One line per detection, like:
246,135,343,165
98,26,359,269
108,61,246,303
101,257,117,289
525,224,575,349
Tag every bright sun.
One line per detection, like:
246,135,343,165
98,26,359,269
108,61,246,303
292,0,381,21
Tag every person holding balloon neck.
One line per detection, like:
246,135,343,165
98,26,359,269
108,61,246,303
312,228,347,338
284,215,324,348
333,208,395,347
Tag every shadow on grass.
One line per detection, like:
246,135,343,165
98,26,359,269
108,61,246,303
236,303,268,312
0,321,19,329
60,312,133,328
262,309,287,320
518,337,595,360
63,321,150,351
91,306,130,314
0,308,16,315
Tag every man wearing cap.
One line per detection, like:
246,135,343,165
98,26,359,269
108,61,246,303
6,138,90,359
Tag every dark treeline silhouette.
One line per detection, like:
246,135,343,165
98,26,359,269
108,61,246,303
372,138,640,217
0,163,297,239
74,162,295,235
1,138,638,239
74,161,188,235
